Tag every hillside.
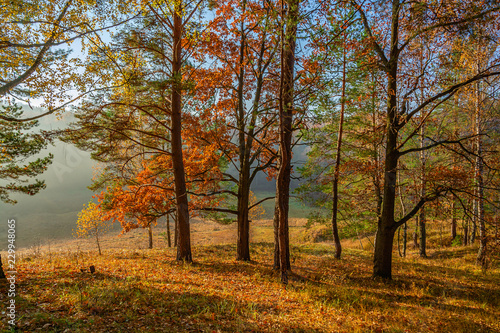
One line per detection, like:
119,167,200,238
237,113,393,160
1,219,499,332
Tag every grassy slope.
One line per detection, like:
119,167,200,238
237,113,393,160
1,219,499,333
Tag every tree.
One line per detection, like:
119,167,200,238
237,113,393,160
0,0,130,121
0,104,53,203
74,201,111,255
352,0,500,279
276,0,300,283
63,1,223,263
193,0,281,261
0,103,53,279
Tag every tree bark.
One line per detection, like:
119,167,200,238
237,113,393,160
235,0,251,262
148,224,153,249
463,214,469,246
475,79,487,266
277,0,299,283
273,183,290,270
330,31,347,260
174,211,178,248
236,177,251,261
166,213,172,248
419,125,427,258
96,232,102,256
413,215,419,248
171,3,192,262
451,199,457,241
273,184,280,270
373,46,400,279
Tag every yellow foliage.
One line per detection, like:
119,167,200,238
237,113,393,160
248,191,265,222
74,201,110,239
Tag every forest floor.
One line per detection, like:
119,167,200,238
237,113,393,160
1,219,499,332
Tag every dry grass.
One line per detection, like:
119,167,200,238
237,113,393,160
1,219,499,332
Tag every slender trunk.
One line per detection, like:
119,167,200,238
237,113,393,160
475,80,487,266
273,183,280,270
419,125,427,258
148,224,153,249
398,173,407,258
470,218,477,243
463,214,469,246
451,199,457,241
0,254,5,279
277,0,299,283
403,221,407,257
171,4,192,262
331,33,347,260
413,215,419,248
96,233,102,256
174,212,178,247
166,213,172,248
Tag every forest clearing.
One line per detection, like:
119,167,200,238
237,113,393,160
1,219,499,333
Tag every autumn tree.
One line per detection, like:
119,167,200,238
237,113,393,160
192,0,281,261
352,0,500,278
275,0,300,283
0,0,132,122
0,103,53,278
63,2,229,262
75,201,111,255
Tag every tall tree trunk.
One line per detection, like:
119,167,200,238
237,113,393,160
0,255,5,279
237,176,251,261
174,212,178,248
273,184,280,269
273,182,291,270
148,224,153,249
419,125,427,258
171,4,192,262
413,215,419,248
475,79,487,266
96,233,102,256
373,51,399,279
235,0,252,262
463,213,469,246
277,0,299,283
403,221,407,257
166,213,172,248
398,173,407,257
451,199,457,241
330,32,347,260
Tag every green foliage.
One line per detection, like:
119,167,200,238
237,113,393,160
305,211,329,229
0,103,52,204
201,211,234,225
452,237,463,247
